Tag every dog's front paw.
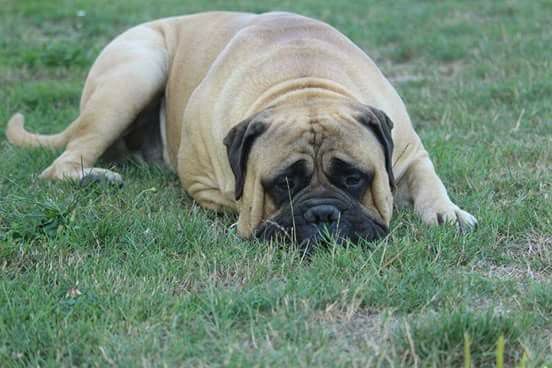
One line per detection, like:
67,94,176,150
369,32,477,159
79,168,124,188
418,202,478,233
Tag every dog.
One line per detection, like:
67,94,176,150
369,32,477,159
5,11,477,246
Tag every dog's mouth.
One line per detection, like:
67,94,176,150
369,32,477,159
253,193,388,251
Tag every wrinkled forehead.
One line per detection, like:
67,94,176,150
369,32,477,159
252,105,384,177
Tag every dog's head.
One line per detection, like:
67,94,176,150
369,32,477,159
224,99,394,248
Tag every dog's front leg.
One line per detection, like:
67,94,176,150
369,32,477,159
397,152,477,232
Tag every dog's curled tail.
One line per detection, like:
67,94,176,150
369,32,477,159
6,113,71,149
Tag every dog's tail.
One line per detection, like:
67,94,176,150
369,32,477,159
6,113,72,149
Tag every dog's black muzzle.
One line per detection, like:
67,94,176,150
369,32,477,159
254,189,388,250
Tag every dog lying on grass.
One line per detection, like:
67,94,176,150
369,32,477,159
6,11,477,247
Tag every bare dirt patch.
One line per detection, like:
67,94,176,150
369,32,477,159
505,232,552,277
314,307,398,358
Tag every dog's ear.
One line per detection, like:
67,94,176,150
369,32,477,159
356,106,395,189
223,118,268,200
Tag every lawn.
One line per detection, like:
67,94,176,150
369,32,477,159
1,0,551,366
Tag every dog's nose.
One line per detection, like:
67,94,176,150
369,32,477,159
304,205,340,225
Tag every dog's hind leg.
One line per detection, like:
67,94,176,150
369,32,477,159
7,24,169,184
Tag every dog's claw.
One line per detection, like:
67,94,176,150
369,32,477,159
423,204,477,234
79,169,124,188
454,208,478,233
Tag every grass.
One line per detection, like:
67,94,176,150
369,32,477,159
1,0,551,366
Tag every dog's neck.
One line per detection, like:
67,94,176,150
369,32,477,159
246,77,358,116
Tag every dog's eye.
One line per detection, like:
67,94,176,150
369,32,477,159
344,174,363,187
328,162,371,199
